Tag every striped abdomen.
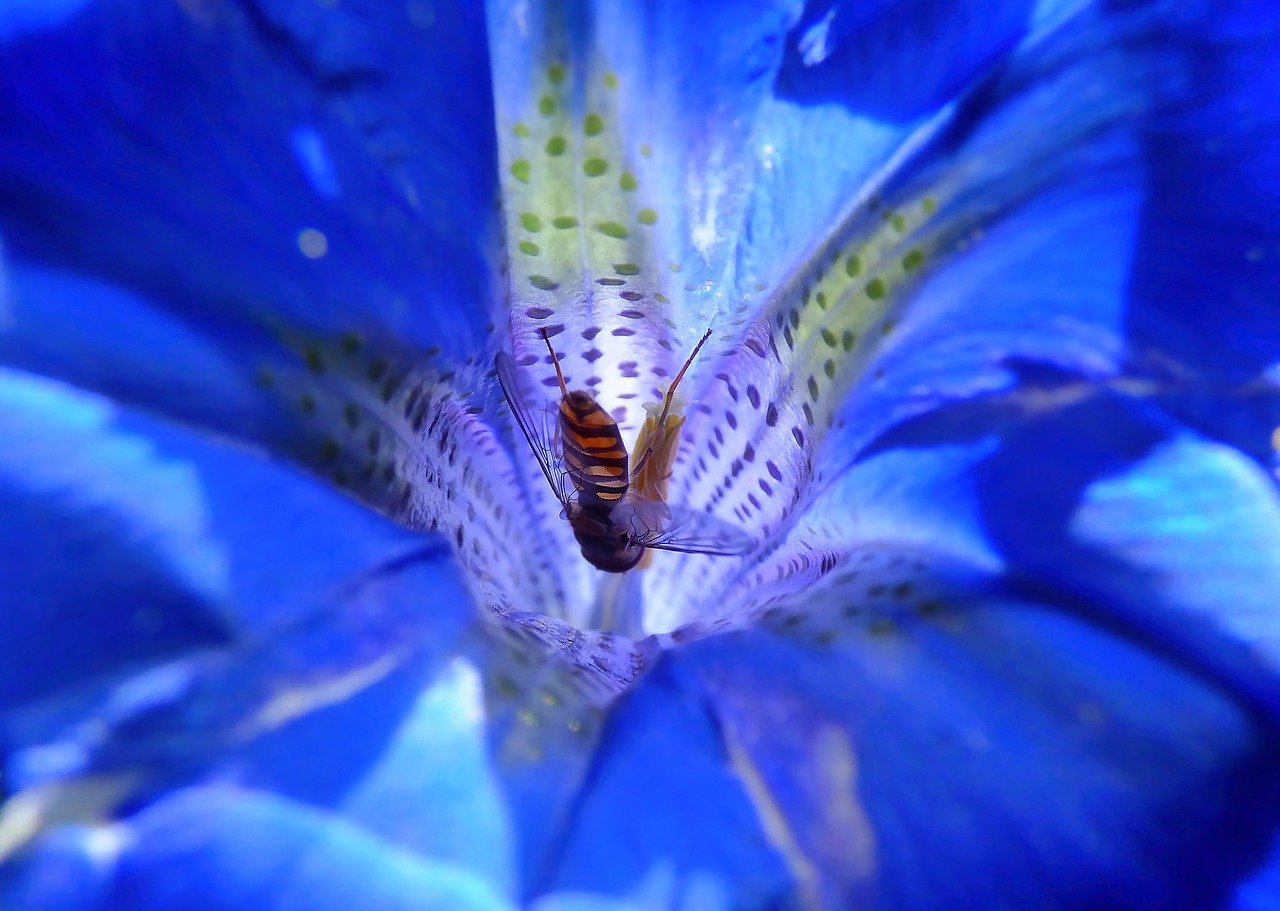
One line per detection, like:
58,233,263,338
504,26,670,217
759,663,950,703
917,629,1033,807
559,390,629,506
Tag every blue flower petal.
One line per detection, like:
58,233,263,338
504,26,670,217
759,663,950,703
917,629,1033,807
1127,4,1280,381
541,658,790,906
0,369,230,710
0,0,497,448
483,0,795,429
482,0,1054,422
334,656,517,894
829,0,1280,461
1234,838,1280,911
573,591,1280,909
661,1,1280,607
738,0,1036,289
2,551,480,866
777,0,1033,121
1,785,514,911
529,896,650,911
469,614,652,894
0,366,455,711
854,391,1280,716
0,826,113,911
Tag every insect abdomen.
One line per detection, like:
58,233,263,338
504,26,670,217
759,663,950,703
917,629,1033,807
559,391,629,504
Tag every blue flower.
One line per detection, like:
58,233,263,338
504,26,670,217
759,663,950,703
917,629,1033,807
2,0,1280,908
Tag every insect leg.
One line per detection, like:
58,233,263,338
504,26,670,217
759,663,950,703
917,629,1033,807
632,328,712,478
540,328,569,396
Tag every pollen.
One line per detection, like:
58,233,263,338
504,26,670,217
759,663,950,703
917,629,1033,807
296,227,328,259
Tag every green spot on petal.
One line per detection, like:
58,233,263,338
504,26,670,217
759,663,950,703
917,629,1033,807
511,160,531,182
891,214,906,232
639,143,653,158
865,277,886,300
539,95,556,116
619,171,637,191
545,136,567,156
583,114,604,136
922,196,938,215
521,212,542,232
614,262,640,275
637,208,658,225
548,64,566,85
513,122,530,138
529,275,558,290
583,158,608,177
596,221,629,239
902,249,924,271
845,255,862,278
519,240,540,256
552,215,578,229
815,291,828,309
603,71,619,89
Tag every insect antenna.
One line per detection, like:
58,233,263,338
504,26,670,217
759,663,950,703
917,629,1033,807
632,328,712,478
540,328,569,396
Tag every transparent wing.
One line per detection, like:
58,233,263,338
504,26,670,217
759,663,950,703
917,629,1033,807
618,497,754,557
494,352,572,507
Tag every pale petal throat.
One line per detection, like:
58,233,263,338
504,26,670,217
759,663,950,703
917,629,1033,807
238,27,972,640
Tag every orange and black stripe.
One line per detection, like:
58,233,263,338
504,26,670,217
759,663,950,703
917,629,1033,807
558,390,629,504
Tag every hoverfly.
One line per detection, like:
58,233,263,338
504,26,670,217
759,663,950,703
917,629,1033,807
495,329,752,573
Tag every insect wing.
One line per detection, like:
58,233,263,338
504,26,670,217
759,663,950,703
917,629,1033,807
495,351,572,506
621,497,754,557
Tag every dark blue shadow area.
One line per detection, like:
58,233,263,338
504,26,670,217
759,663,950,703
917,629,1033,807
860,385,1280,720
774,0,1034,123
1126,6,1280,382
0,0,498,370
0,482,232,711
17,550,468,824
